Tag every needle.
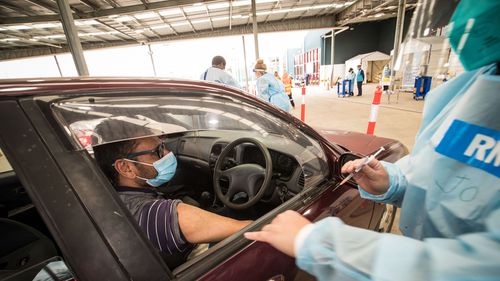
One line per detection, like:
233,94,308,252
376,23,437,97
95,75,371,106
335,146,386,188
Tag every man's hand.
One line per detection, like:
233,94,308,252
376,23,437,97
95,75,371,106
244,210,311,257
341,158,390,195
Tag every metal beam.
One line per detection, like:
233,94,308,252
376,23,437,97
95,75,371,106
147,44,157,76
0,15,337,61
330,30,335,85
180,7,196,33
0,0,222,24
56,0,89,76
0,32,62,48
390,0,405,91
337,0,393,25
205,5,214,31
25,0,59,13
251,0,259,59
0,0,38,16
228,0,232,30
242,35,249,91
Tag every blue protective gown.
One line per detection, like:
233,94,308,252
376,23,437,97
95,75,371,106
296,64,500,281
200,67,241,89
256,72,292,112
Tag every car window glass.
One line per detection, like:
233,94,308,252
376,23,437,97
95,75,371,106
0,148,13,173
50,92,329,187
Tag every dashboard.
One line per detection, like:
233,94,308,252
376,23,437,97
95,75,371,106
173,131,309,199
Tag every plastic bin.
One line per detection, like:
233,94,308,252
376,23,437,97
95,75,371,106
413,76,432,100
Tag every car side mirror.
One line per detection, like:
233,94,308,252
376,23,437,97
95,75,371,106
337,152,363,182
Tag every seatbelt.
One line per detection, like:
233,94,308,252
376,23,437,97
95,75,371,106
203,70,208,80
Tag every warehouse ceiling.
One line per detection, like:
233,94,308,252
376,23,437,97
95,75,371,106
0,0,417,61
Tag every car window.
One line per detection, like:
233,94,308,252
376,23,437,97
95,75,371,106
50,91,329,187
0,149,75,281
0,148,13,173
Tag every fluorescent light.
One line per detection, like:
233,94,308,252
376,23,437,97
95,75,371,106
32,23,61,28
8,25,32,30
191,18,210,24
34,34,66,39
207,2,229,10
212,16,229,22
170,21,190,27
232,14,249,19
1,38,20,42
115,15,134,22
135,12,157,20
184,5,206,13
233,0,250,7
159,8,182,16
150,24,171,30
75,20,99,26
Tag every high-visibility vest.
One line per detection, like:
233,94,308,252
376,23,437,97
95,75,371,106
283,77,292,93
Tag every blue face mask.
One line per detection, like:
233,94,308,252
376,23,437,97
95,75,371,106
126,152,177,187
447,0,500,70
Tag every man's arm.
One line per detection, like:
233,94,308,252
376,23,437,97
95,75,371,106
177,203,252,243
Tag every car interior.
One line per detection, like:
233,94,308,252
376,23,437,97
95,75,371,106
52,93,330,220
0,168,72,281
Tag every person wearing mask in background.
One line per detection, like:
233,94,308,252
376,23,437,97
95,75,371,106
93,119,251,268
245,1,500,280
201,55,241,89
282,71,295,109
253,59,292,112
346,68,356,96
356,64,365,96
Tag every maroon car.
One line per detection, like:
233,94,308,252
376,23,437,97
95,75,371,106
0,78,407,281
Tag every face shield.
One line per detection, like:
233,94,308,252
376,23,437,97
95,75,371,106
393,0,500,92
392,0,461,92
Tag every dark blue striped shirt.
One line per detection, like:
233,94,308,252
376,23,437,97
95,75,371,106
116,187,192,254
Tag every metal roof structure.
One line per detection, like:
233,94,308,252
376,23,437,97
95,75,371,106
0,0,417,61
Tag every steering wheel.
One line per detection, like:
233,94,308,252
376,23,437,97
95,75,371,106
213,137,273,210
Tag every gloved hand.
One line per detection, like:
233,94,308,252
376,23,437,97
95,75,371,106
244,210,311,257
341,158,390,195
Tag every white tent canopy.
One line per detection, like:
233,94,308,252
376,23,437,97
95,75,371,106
345,51,391,83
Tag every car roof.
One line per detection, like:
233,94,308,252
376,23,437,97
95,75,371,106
0,77,242,97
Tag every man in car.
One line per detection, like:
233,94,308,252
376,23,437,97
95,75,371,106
93,119,251,267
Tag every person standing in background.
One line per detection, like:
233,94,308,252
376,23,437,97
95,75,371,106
356,64,365,96
201,56,241,89
282,71,295,109
253,59,291,112
346,68,356,96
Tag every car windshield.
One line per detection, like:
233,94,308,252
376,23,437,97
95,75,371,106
50,91,329,187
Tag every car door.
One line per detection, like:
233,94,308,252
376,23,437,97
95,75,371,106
0,98,171,281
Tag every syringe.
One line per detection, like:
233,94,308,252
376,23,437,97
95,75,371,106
335,146,386,188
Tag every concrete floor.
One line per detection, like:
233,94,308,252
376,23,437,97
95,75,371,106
289,83,424,151
289,83,425,234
